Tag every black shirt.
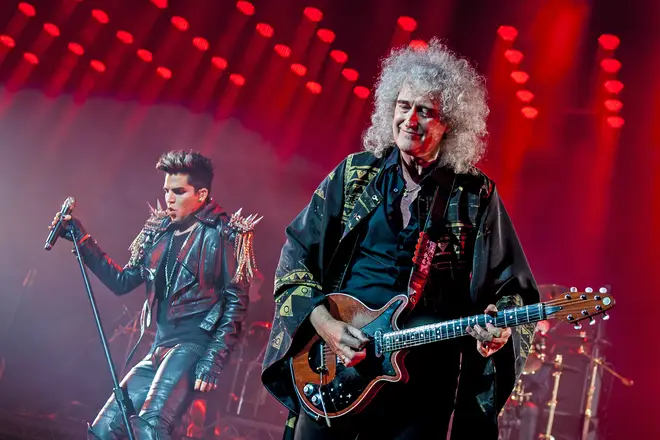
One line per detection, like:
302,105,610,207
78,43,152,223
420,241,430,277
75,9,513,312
152,229,212,350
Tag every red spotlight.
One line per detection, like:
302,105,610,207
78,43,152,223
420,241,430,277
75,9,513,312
317,29,335,44
291,63,307,76
0,35,15,48
330,50,348,63
598,34,620,51
116,30,134,44
600,58,621,73
342,68,359,82
192,37,209,51
521,106,538,119
397,16,417,32
604,99,623,112
510,71,529,84
236,1,255,16
256,23,273,38
171,16,189,31
306,81,322,94
304,7,323,22
43,23,60,37
274,44,291,58
157,66,172,79
92,9,109,24
603,80,624,94
150,0,168,8
354,86,370,99
607,116,624,128
68,42,84,56
409,40,427,50
18,2,36,17
504,49,523,64
137,49,153,62
90,60,105,72
516,90,534,103
229,73,245,86
23,52,38,64
497,25,518,42
211,56,227,70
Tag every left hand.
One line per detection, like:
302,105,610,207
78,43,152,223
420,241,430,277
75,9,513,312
466,304,512,357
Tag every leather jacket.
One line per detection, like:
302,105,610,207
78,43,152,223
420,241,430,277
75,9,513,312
78,200,252,371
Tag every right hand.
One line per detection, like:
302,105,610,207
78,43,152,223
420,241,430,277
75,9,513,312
48,213,84,242
310,304,369,368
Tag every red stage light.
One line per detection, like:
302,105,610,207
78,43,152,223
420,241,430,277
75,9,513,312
600,58,621,73
23,52,38,64
68,42,84,56
504,49,523,64
521,106,538,119
43,23,60,37
317,29,335,44
607,116,624,128
116,30,133,44
137,49,153,62
342,68,359,82
354,86,370,99
92,9,109,24
150,0,168,8
18,3,36,17
516,90,534,103
256,23,273,38
291,63,307,76
192,37,209,51
397,16,417,32
171,16,189,31
603,80,624,94
409,40,427,50
229,73,245,86
236,1,255,16
330,50,348,63
604,99,623,112
90,60,105,72
211,56,227,70
303,7,323,22
0,35,15,48
274,44,291,58
497,25,518,42
598,34,620,51
306,81,322,94
510,71,529,84
157,66,172,79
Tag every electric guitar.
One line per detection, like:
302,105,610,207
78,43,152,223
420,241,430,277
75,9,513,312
290,288,616,422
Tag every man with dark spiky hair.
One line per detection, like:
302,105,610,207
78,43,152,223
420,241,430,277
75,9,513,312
49,150,260,440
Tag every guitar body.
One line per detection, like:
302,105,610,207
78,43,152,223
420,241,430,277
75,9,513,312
290,293,410,420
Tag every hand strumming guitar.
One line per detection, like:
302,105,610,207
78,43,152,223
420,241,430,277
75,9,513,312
310,304,369,368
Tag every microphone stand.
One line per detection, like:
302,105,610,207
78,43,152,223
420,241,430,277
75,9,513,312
70,233,136,440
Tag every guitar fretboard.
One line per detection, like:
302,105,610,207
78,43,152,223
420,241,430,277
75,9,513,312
382,303,547,353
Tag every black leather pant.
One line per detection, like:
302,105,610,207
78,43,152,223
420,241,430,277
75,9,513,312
88,343,203,440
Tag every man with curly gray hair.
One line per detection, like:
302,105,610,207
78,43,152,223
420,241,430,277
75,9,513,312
262,38,540,439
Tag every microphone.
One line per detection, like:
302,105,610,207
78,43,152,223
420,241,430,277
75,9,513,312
44,197,76,251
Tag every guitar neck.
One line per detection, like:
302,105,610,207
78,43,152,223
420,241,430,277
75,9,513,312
382,303,550,353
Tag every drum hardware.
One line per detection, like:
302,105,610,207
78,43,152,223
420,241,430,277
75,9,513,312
539,353,565,440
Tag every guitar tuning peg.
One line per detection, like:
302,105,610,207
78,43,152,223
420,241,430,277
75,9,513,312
585,287,593,293
570,287,578,292
573,323,582,330
599,287,608,294
602,312,610,320
589,317,596,326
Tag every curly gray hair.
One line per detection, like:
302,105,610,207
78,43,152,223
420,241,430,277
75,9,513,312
362,38,489,174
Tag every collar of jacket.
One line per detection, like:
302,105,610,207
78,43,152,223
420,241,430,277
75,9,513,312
156,199,226,233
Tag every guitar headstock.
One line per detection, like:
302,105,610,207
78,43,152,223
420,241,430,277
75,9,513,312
544,287,615,329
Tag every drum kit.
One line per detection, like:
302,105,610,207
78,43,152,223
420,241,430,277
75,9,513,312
498,284,632,440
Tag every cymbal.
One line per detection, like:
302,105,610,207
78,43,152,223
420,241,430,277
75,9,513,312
538,284,569,300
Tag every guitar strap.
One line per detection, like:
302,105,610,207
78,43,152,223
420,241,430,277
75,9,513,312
406,169,457,308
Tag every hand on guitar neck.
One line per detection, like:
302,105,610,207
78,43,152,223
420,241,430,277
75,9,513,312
310,304,370,368
466,304,513,357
